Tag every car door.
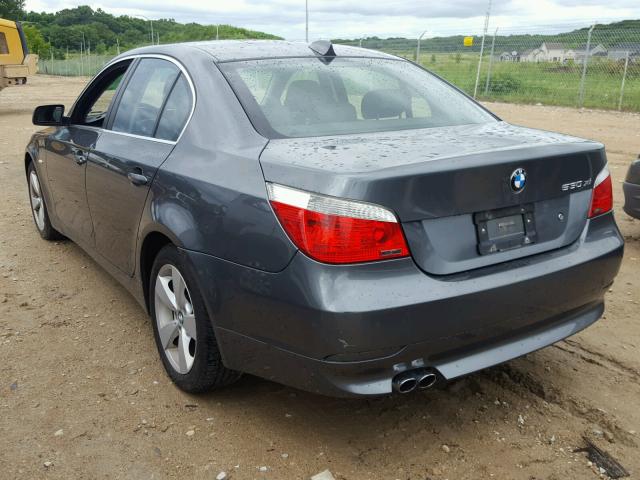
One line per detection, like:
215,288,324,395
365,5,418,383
86,57,194,274
44,60,132,244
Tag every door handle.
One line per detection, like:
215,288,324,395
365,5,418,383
72,148,87,165
127,171,149,186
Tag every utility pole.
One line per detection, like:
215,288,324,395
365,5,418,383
473,0,492,99
416,30,427,64
305,0,309,42
216,24,219,40
134,15,154,45
116,37,120,55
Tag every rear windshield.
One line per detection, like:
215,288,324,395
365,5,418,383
219,57,496,139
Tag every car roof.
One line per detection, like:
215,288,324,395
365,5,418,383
129,40,398,63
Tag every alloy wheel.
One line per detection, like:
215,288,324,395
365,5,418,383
29,171,45,231
154,264,197,374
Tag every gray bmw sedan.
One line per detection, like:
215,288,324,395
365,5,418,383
25,40,623,397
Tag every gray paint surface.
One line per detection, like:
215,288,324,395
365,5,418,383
24,40,624,397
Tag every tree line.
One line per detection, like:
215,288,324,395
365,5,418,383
1,2,281,59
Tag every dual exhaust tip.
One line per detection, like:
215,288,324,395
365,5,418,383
392,368,438,394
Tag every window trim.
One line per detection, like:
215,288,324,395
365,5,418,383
69,54,196,145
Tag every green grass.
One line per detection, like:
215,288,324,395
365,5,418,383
392,50,640,112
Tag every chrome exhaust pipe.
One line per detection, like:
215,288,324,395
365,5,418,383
416,369,438,390
392,371,418,394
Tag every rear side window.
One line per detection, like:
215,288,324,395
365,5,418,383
0,32,9,55
112,58,179,137
155,74,192,141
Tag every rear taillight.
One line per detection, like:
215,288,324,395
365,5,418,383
266,183,410,264
588,166,613,218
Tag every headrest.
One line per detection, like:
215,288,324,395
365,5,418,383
284,80,325,106
361,89,411,119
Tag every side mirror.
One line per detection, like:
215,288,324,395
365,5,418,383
33,105,69,126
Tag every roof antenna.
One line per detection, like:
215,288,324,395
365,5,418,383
309,40,336,63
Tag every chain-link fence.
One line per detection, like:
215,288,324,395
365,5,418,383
38,54,115,77
348,25,640,112
36,24,640,112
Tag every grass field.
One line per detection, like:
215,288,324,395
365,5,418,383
388,50,640,112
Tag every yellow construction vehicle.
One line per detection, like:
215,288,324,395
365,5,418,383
0,18,38,91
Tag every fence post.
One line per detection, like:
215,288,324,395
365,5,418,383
416,30,427,64
474,0,492,98
484,27,498,96
578,24,594,107
473,36,487,99
618,51,630,111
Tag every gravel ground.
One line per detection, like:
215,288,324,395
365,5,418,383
1,75,639,480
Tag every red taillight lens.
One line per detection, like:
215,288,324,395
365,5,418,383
588,167,613,218
267,183,409,264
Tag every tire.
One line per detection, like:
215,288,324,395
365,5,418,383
27,162,64,241
149,244,240,393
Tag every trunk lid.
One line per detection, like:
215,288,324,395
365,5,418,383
260,122,606,275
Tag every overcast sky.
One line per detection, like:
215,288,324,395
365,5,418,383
25,0,640,39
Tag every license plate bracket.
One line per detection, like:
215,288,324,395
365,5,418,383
474,204,537,255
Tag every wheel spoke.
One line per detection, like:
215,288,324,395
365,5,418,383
30,173,41,196
156,275,177,311
37,206,45,225
182,312,197,340
171,266,187,311
177,329,189,372
158,321,179,349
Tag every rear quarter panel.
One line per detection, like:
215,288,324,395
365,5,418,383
137,49,296,274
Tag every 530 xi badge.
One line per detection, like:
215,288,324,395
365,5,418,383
561,178,592,192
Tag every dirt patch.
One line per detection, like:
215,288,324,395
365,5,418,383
1,76,639,479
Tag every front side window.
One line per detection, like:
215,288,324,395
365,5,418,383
220,57,495,138
112,58,180,137
84,73,124,124
72,60,131,127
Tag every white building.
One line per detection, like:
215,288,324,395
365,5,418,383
518,42,575,63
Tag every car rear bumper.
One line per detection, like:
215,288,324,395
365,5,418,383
184,212,623,397
623,181,640,219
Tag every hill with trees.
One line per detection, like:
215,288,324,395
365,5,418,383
1,2,281,58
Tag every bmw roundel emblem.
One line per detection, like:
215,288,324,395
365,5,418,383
510,168,527,193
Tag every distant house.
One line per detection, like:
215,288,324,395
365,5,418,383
543,42,575,62
499,51,520,62
574,43,607,63
607,43,640,62
521,47,546,62
520,42,574,63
